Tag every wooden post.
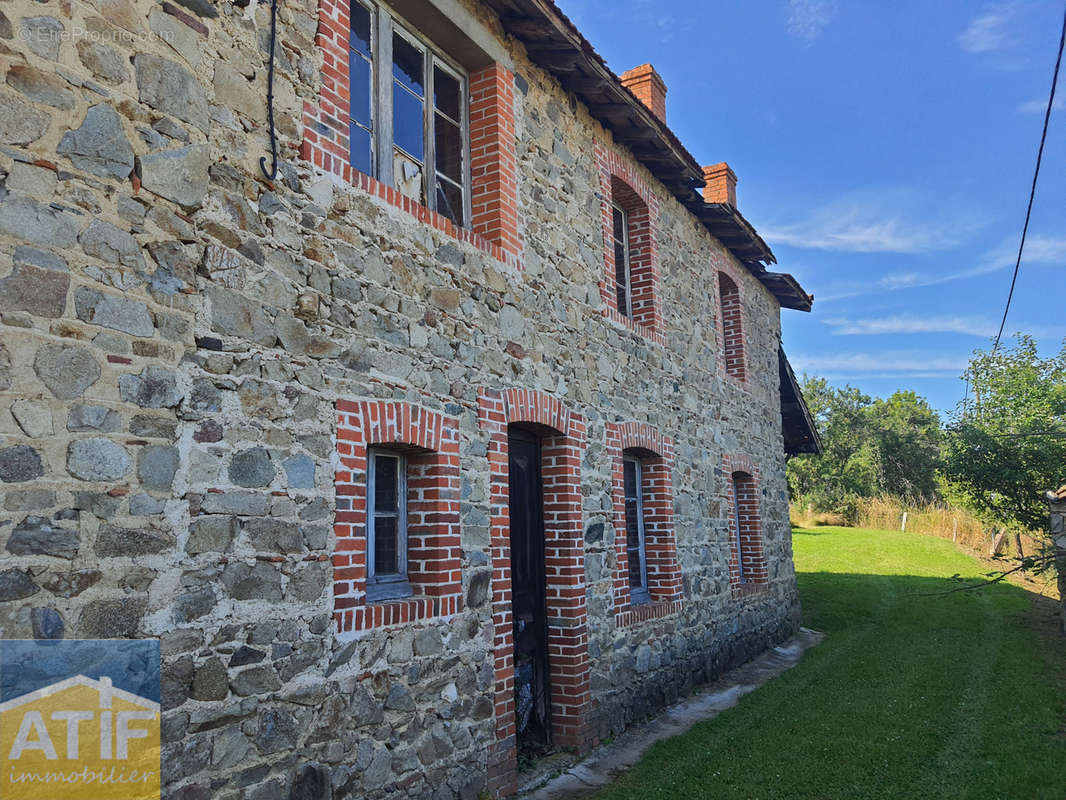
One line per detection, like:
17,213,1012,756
1014,532,1024,560
952,518,958,542
900,512,907,532
990,529,1006,557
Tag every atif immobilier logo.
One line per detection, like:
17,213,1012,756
0,639,160,800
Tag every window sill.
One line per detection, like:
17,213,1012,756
601,304,667,347
334,591,463,636
298,145,522,270
731,580,768,600
615,598,681,627
366,579,413,603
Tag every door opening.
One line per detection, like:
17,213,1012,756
507,426,551,760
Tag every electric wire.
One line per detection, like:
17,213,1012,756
963,2,1066,408
990,1,1065,354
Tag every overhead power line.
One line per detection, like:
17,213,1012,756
991,1,1066,354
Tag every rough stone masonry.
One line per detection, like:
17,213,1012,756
0,0,813,796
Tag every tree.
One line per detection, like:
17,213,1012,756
942,335,1066,625
942,336,1066,532
788,379,942,513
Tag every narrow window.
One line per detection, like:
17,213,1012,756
433,63,465,225
348,1,375,176
732,473,747,583
345,2,468,226
624,455,649,603
367,448,411,600
719,272,745,380
391,28,426,204
613,204,632,316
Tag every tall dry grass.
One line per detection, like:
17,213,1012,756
790,495,1045,560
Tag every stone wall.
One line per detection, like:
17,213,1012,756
0,0,800,795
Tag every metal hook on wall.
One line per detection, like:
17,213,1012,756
259,0,280,181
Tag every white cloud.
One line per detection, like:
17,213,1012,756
789,351,968,378
786,0,837,41
958,9,1013,53
761,189,983,255
822,313,1066,340
1018,95,1065,114
815,235,1066,303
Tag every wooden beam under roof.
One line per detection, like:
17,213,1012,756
482,0,815,311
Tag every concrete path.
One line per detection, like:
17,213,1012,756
517,627,825,799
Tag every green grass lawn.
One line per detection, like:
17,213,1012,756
594,526,1066,799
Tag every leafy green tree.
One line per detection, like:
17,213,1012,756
941,335,1066,625
942,335,1066,533
867,391,942,503
788,379,942,512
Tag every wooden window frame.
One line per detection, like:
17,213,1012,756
366,447,412,601
731,472,747,584
623,453,650,605
612,203,633,318
349,0,472,226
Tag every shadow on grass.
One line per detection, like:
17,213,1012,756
594,566,1066,800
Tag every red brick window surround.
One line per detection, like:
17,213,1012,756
303,0,521,268
605,422,682,626
334,400,462,634
477,388,591,797
717,270,747,384
722,453,767,596
595,142,665,346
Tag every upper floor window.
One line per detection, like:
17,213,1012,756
623,454,650,604
367,448,411,600
612,204,633,316
718,272,746,381
348,0,469,226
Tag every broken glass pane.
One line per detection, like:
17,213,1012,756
434,65,461,121
435,114,462,183
392,32,423,96
436,178,463,226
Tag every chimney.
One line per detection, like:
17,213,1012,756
702,162,737,207
620,64,667,124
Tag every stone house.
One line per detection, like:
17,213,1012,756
0,0,818,795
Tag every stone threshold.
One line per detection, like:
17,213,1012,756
516,627,826,799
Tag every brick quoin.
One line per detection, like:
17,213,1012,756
302,0,522,268
334,400,462,634
605,422,682,626
477,388,592,798
595,142,666,346
716,269,747,385
722,453,768,596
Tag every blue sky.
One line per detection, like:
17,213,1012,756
562,0,1065,416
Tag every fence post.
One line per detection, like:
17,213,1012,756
900,512,907,532
952,518,958,543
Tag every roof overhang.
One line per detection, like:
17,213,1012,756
779,348,822,456
483,0,813,312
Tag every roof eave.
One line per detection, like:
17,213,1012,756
484,0,814,311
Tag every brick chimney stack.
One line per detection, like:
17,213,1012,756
620,64,667,124
702,162,738,207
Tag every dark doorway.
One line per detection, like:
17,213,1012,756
508,427,551,757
